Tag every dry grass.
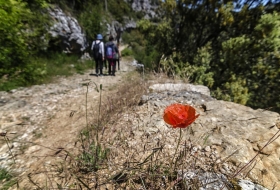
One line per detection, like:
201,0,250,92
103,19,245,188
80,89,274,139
2,69,279,190
67,70,279,190
34,71,230,189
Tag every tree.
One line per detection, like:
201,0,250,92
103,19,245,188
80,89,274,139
136,0,280,112
0,0,49,89
78,1,103,43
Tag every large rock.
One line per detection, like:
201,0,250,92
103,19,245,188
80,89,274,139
149,83,211,96
48,6,87,53
122,17,137,31
136,83,280,189
130,0,159,19
198,100,280,189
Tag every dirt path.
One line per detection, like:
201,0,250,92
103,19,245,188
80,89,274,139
0,47,137,189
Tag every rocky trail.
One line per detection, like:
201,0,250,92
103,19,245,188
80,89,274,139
0,50,138,188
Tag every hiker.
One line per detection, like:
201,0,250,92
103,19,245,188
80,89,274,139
105,36,119,76
103,44,107,71
91,34,105,76
116,42,122,70
115,26,123,45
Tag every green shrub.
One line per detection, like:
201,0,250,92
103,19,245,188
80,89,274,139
0,53,93,91
45,53,93,78
74,60,94,74
0,57,47,91
107,0,139,22
78,2,103,42
122,30,145,46
122,29,160,70
121,48,133,57
0,0,50,90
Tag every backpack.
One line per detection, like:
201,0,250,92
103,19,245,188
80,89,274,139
106,44,115,59
92,41,101,59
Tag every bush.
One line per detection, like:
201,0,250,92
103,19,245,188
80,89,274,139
78,2,103,42
121,48,133,57
107,0,139,22
0,0,50,90
0,53,93,91
122,29,160,70
0,58,47,91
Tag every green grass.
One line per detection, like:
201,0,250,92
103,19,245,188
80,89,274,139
0,53,93,91
78,139,110,172
45,53,93,78
0,167,12,181
0,167,17,190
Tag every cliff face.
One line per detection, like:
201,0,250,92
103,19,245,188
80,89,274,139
48,6,87,54
46,1,161,54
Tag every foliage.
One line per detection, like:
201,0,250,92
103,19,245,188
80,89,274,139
0,167,17,190
0,167,12,181
160,41,214,84
122,20,170,70
47,0,101,12
108,0,134,23
122,29,149,66
121,47,133,57
0,0,31,75
135,0,280,112
22,0,48,9
78,1,103,43
0,0,50,90
78,138,109,172
246,12,280,109
107,0,140,22
0,53,92,91
215,11,280,110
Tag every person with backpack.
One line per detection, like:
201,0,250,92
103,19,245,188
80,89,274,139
105,36,119,76
91,34,105,76
103,44,107,71
116,42,122,70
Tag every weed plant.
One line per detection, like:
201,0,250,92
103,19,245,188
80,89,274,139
0,167,17,190
0,167,12,182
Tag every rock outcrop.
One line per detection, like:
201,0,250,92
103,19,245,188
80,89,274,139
129,0,159,19
48,6,87,53
136,83,280,189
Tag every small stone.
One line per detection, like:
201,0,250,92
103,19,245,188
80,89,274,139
205,146,211,152
192,147,198,152
205,152,211,157
222,163,229,170
238,179,269,190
